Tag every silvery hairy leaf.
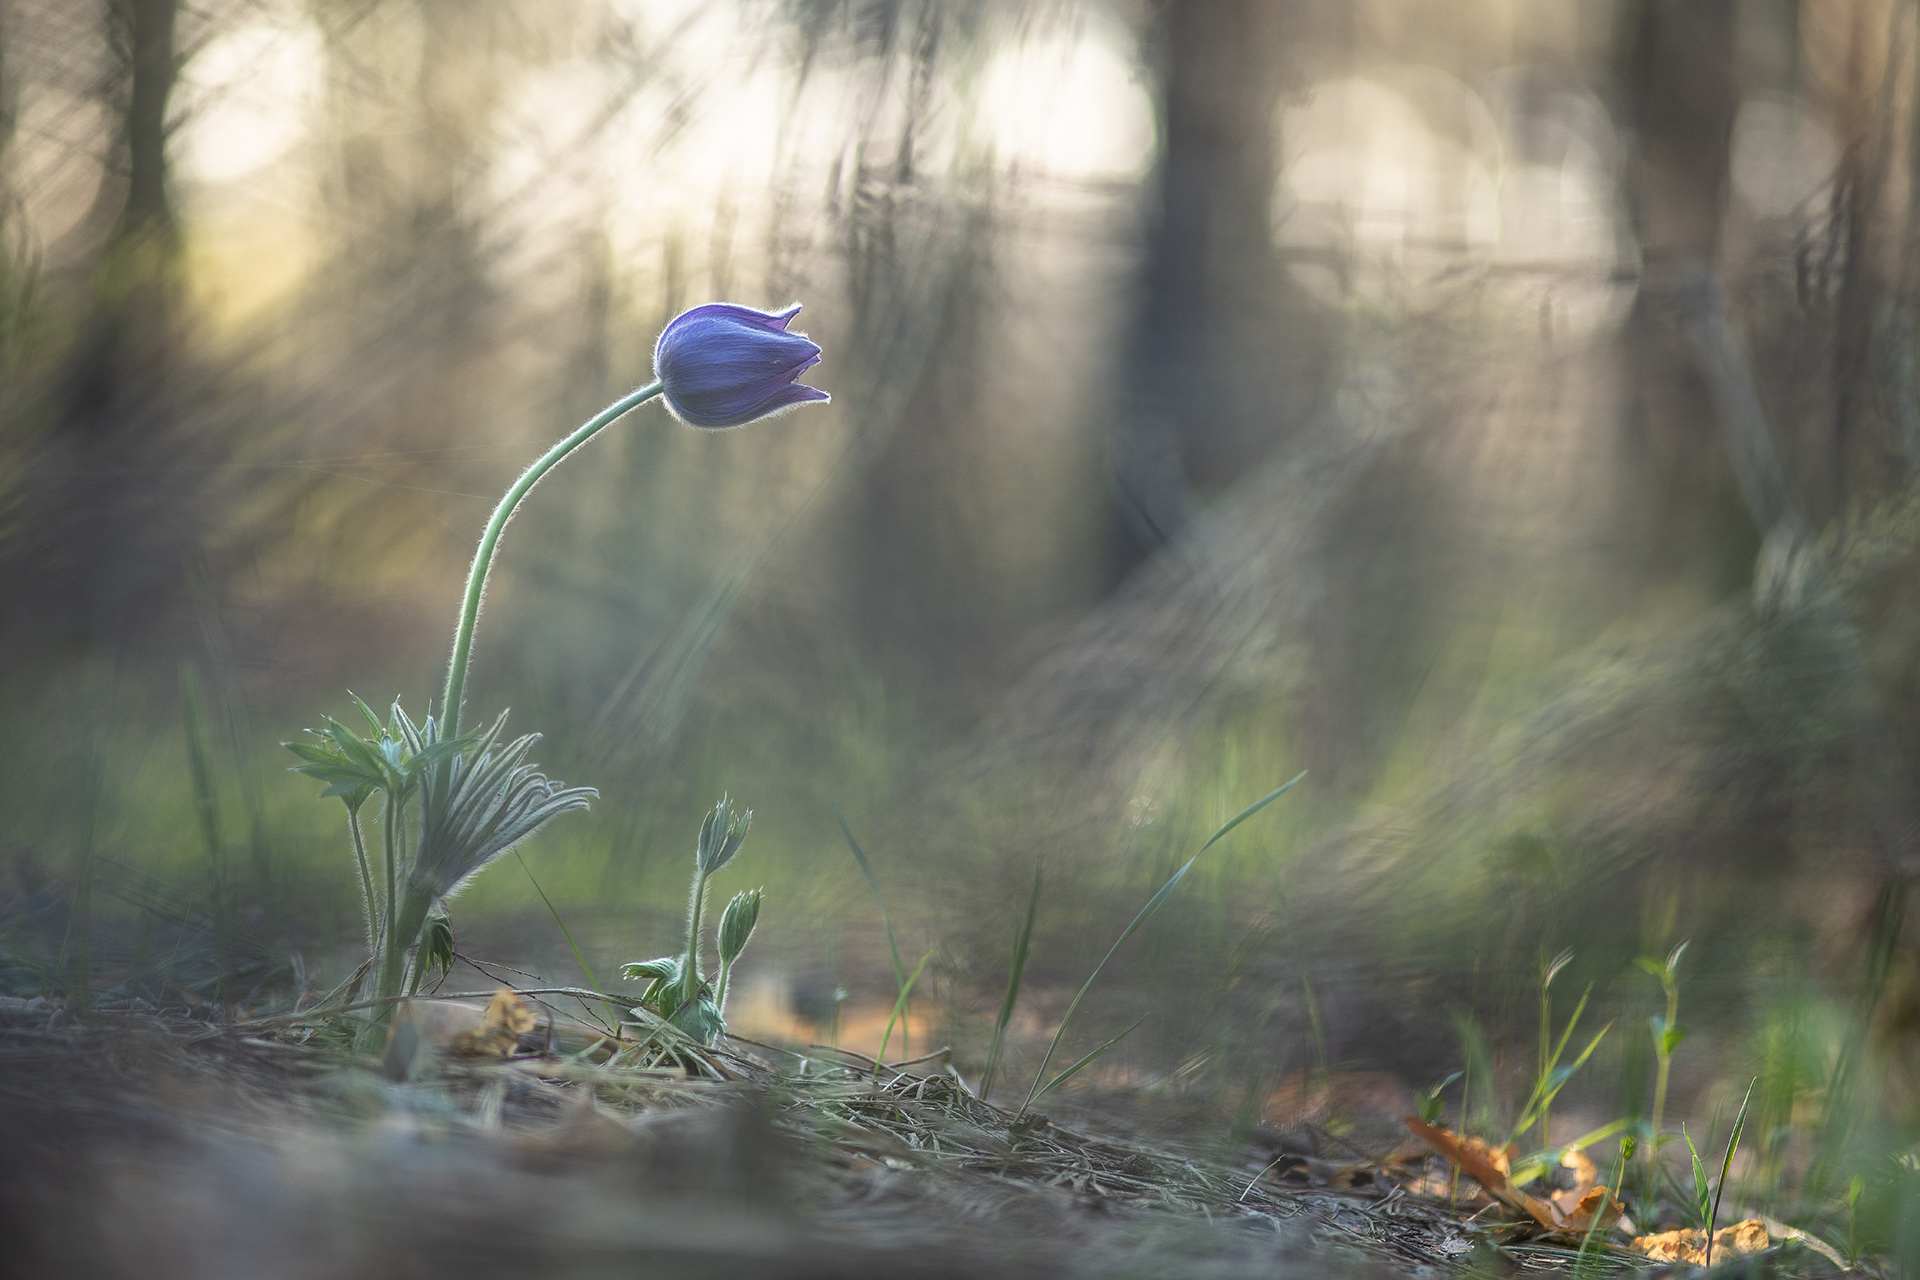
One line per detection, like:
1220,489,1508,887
409,710,596,900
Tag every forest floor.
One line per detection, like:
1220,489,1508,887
0,991,1866,1280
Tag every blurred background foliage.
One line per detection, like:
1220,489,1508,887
2,0,1919,1228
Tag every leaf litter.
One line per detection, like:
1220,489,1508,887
0,991,1863,1279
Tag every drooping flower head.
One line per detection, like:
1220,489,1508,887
654,301,830,429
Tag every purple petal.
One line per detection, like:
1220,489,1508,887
654,301,829,429
751,383,831,415
662,301,804,335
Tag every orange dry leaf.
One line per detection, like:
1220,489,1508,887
1549,1145,1599,1217
1559,1186,1617,1232
1403,1117,1623,1235
452,988,538,1058
1631,1219,1771,1265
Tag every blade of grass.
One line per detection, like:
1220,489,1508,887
1019,773,1305,1115
1025,1015,1147,1108
1706,1078,1758,1267
829,801,905,996
979,865,1041,1102
1506,983,1595,1145
1511,1018,1612,1148
1019,856,1193,1115
874,948,934,1079
1511,1116,1635,1186
1196,772,1307,854
180,665,227,929
1539,949,1574,1150
1574,1139,1633,1277
1684,1125,1711,1227
515,851,616,1034
1302,968,1329,1073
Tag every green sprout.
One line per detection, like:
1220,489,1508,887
1679,1079,1757,1267
1537,948,1574,1149
621,796,758,1047
1683,1123,1713,1228
1636,939,1689,1150
1504,969,1610,1154
1706,1079,1758,1266
1416,1070,1464,1126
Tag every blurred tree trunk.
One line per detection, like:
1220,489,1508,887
1825,0,1906,502
313,0,505,337
0,0,190,657
119,0,176,238
1112,0,1329,579
0,0,21,342
64,0,181,430
0,0,16,170
1615,0,1754,590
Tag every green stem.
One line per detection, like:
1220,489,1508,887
682,866,708,1012
441,381,663,740
347,800,378,954
1651,980,1678,1143
1539,978,1551,1149
380,790,398,990
374,886,432,1029
715,956,734,1017
517,850,620,1031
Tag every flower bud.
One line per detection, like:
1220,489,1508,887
654,302,830,429
621,956,681,984
717,888,763,965
696,795,752,875
421,912,455,980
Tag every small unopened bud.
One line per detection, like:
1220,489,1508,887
717,888,763,965
696,795,752,875
654,302,830,430
621,956,681,984
421,912,455,979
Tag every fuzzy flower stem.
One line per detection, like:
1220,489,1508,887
715,954,736,1018
682,867,708,1013
347,799,378,954
381,789,399,983
441,381,663,741
374,886,432,1027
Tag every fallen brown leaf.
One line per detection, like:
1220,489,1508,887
453,988,538,1058
1559,1185,1615,1232
1403,1117,1623,1236
1630,1218,1771,1265
1549,1144,1598,1218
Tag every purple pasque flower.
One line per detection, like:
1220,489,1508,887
653,301,830,429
